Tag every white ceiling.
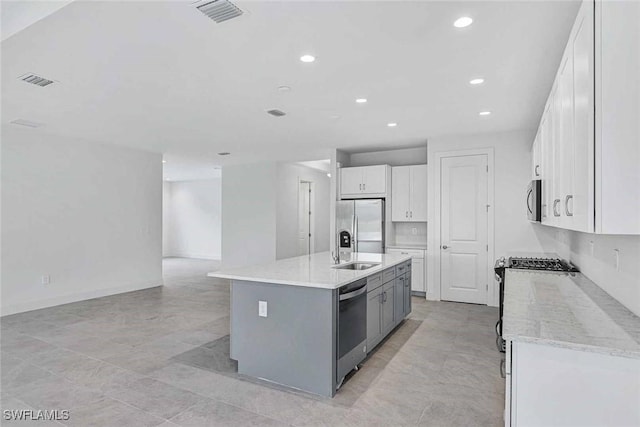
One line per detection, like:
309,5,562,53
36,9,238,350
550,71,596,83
1,0,580,180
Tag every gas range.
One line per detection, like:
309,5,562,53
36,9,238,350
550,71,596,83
500,256,578,272
493,255,578,352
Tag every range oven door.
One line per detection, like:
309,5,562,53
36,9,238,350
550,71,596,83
337,279,367,384
494,260,506,353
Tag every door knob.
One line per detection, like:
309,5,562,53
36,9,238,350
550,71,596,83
442,245,448,249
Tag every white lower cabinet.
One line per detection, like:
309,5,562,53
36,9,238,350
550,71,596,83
386,248,426,293
505,340,640,426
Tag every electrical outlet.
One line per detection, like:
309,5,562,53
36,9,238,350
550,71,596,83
411,227,418,235
614,249,620,271
258,300,268,317
41,275,50,285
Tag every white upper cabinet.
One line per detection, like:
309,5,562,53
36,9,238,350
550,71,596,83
391,166,411,220
391,165,427,222
531,133,542,180
535,0,639,234
595,0,640,234
340,165,390,198
340,167,363,195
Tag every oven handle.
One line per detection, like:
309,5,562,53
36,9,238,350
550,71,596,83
339,285,368,301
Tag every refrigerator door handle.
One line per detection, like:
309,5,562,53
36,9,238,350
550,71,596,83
354,215,358,253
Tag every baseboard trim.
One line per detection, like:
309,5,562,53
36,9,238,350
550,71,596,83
0,279,162,317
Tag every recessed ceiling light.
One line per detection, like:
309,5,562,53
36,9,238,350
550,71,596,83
300,54,315,63
479,111,491,116
327,173,331,178
162,160,167,163
356,98,367,104
277,85,291,92
469,78,484,85
218,152,231,156
387,123,397,127
454,16,473,28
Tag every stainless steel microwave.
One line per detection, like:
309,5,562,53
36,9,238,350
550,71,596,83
527,180,542,222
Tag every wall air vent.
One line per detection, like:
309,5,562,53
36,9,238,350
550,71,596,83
19,73,55,87
10,119,45,128
196,0,243,23
267,109,286,117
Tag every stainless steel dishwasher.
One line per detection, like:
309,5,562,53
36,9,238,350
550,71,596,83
336,277,368,388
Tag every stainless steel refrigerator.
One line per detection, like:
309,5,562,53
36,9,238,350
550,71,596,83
336,199,385,255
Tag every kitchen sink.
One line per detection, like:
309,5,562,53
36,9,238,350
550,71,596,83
333,262,380,271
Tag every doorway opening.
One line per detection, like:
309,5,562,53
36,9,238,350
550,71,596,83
298,180,313,256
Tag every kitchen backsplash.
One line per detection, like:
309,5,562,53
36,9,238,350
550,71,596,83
552,229,640,317
393,222,427,246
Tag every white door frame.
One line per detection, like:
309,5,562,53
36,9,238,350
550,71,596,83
298,180,315,255
428,148,495,306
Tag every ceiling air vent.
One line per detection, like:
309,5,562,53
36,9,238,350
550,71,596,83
267,109,286,117
10,119,44,128
196,0,243,23
19,73,55,87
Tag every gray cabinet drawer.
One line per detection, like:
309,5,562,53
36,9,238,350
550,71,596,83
395,262,409,276
382,268,395,284
367,272,383,291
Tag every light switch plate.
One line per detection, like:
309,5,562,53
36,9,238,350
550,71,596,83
258,300,268,317
41,275,50,285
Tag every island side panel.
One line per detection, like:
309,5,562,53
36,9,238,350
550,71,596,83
230,280,337,397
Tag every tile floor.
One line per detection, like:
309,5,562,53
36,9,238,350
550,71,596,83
1,258,504,426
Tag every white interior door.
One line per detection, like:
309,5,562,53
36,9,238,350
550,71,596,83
440,155,488,304
298,181,311,255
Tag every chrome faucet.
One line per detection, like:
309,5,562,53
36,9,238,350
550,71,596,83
332,233,341,264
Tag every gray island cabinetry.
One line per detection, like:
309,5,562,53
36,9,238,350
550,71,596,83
208,252,412,397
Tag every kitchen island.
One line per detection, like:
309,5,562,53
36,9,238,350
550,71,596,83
207,251,412,397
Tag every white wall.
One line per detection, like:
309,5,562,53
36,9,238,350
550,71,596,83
163,179,221,260
221,162,277,269
349,146,427,167
427,130,557,305
276,163,330,260
543,228,640,317
1,127,162,315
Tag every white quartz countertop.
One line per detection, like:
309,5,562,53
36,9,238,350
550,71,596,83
207,251,412,290
503,269,640,359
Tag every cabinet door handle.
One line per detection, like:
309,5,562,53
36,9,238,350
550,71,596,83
442,245,449,250
410,211,412,218
565,195,573,217
553,199,561,217
405,211,408,218
500,359,506,379
535,165,540,176
363,183,366,191
541,203,547,219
